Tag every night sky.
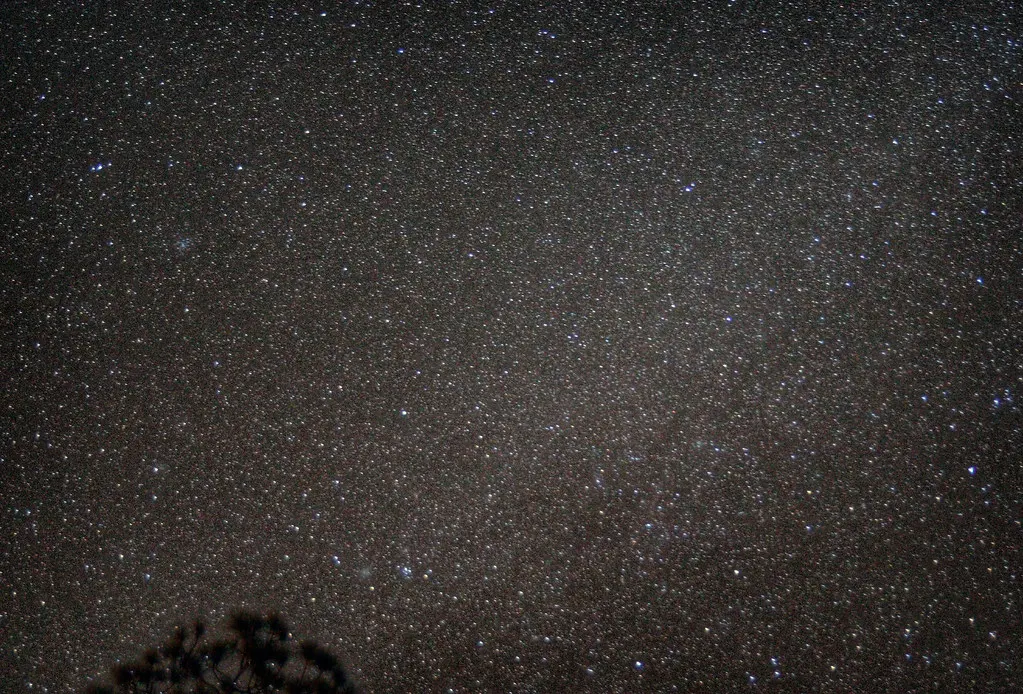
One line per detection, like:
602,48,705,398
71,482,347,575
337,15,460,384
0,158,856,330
3,2,1022,691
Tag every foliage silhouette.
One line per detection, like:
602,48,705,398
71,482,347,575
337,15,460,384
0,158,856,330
85,611,359,694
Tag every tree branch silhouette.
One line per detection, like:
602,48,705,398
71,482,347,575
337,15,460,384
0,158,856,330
85,611,359,694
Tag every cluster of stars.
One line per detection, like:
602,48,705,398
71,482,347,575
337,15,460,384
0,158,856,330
4,2,1021,692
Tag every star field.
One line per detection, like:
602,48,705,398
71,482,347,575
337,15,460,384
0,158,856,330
3,2,1022,691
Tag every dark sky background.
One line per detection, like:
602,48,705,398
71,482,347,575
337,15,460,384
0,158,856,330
3,1,1021,691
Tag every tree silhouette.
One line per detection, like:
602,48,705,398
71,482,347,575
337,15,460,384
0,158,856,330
85,611,359,694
